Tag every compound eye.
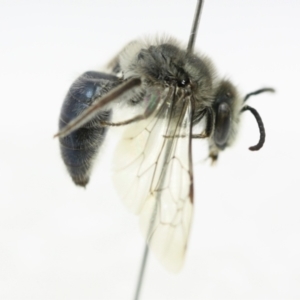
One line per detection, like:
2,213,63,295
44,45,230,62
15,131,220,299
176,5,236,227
214,102,231,149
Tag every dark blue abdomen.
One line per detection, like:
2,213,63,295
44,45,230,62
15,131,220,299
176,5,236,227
59,71,120,187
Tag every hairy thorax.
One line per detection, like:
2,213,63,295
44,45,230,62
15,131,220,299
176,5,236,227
110,38,217,118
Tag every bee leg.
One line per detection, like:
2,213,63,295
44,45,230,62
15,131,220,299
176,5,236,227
192,107,214,139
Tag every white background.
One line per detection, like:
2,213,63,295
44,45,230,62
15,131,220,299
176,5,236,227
1,0,300,299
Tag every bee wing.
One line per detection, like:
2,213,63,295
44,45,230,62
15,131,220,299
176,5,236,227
113,90,193,272
55,78,141,138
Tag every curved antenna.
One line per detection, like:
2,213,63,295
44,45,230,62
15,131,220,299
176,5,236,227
241,105,265,151
244,88,275,102
187,0,204,54
241,87,274,150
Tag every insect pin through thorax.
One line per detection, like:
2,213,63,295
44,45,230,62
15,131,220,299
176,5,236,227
55,0,274,298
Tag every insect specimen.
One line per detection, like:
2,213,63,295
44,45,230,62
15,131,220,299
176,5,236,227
55,0,274,298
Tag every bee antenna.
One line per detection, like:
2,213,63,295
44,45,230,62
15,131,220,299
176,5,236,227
187,0,204,54
241,105,265,151
244,88,275,102
241,87,274,150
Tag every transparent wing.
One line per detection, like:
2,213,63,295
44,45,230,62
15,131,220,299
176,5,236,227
113,90,193,272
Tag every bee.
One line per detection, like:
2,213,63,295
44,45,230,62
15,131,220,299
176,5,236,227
56,0,273,297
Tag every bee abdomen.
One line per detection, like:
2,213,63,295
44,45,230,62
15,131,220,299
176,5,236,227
59,71,120,187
